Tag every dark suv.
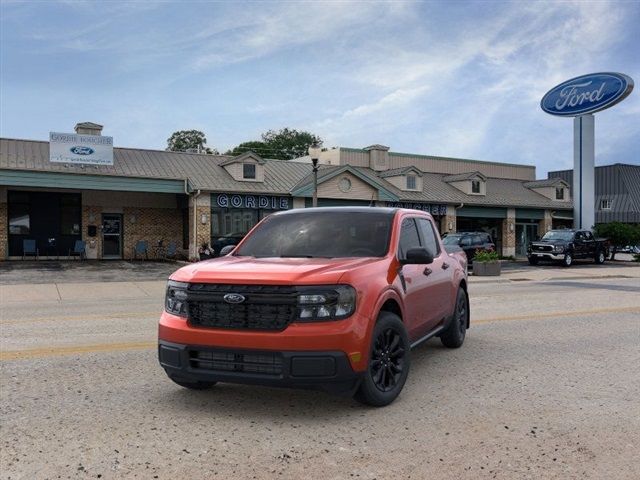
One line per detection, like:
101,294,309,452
442,232,495,263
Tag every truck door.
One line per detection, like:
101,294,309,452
574,231,586,258
416,218,453,332
583,231,595,257
397,217,436,341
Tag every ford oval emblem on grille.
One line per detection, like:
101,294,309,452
224,293,246,304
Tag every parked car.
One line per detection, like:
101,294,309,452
442,232,495,264
159,207,469,406
527,229,609,267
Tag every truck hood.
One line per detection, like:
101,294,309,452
170,256,385,284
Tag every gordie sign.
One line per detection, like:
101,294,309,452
541,72,633,117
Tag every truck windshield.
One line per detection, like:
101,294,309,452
541,231,574,241
235,211,393,258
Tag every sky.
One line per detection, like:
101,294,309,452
1,0,638,177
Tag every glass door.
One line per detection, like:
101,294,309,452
102,214,122,259
515,223,538,257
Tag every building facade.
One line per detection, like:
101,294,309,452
1,123,574,261
548,164,640,225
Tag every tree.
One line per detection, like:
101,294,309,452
593,222,640,260
225,141,269,157
167,130,217,154
226,128,323,160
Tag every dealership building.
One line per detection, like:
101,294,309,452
0,122,574,261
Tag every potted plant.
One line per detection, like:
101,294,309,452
472,249,501,276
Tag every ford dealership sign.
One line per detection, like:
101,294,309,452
541,72,634,116
50,132,114,165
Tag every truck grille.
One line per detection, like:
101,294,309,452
189,348,283,376
186,284,297,331
533,244,553,252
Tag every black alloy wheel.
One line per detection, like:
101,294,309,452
354,312,410,407
370,327,406,392
563,253,573,267
440,287,469,348
595,251,606,264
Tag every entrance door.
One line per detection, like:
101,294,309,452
516,223,539,257
102,214,123,259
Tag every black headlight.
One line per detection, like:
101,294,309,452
295,285,356,322
165,280,188,317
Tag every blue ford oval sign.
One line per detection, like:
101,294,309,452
541,72,633,116
70,146,95,155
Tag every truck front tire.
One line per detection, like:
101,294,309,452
440,287,469,349
355,312,410,407
595,250,606,264
562,253,573,267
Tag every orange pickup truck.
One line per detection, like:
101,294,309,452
159,207,469,406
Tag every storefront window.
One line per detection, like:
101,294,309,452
9,204,30,234
60,194,81,235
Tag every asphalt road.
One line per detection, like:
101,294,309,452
1,273,639,479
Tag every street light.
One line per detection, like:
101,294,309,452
308,144,322,208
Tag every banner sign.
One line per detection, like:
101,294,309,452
386,202,447,215
541,72,634,117
49,132,114,165
214,193,290,210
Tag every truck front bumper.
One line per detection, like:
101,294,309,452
528,252,566,261
159,340,362,395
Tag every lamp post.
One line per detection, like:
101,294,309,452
308,144,321,208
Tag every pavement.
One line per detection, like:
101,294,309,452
1,259,640,479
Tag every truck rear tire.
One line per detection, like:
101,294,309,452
354,312,410,407
595,250,606,264
440,287,468,348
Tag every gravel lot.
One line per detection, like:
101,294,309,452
1,266,639,479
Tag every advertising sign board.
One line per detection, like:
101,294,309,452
541,72,633,117
49,132,114,165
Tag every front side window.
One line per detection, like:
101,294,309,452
406,175,416,190
416,218,440,256
556,187,564,200
398,218,421,259
243,163,256,179
471,180,481,193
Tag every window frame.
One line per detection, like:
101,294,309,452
406,174,417,190
600,199,612,210
471,179,481,194
555,187,564,200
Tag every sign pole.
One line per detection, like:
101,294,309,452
573,114,595,229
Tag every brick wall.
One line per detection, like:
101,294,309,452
122,207,183,260
501,208,516,257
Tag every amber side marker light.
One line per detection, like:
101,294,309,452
349,352,362,363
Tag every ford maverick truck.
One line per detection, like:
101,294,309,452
158,207,469,406
527,229,609,267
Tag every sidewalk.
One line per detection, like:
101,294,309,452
469,260,640,283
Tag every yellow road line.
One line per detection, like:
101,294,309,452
0,341,156,361
0,311,160,325
2,306,639,361
474,305,640,324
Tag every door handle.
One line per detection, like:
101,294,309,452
442,262,449,270
423,267,432,276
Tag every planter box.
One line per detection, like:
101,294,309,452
473,260,501,276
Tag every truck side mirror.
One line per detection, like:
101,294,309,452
400,247,434,265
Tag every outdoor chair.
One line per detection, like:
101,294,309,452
165,241,178,260
133,240,149,260
22,239,39,260
68,240,86,260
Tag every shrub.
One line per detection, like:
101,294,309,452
474,249,500,262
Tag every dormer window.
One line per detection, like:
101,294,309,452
243,163,256,180
406,175,416,190
556,187,564,200
471,180,481,194
600,199,611,210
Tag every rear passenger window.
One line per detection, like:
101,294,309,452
399,218,421,259
460,236,472,247
472,235,482,245
416,218,440,256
